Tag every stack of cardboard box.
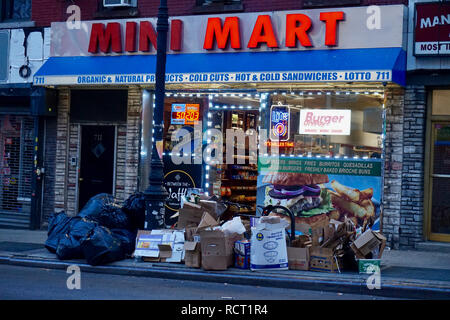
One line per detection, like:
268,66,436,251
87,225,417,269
285,214,387,273
176,195,246,271
286,216,357,272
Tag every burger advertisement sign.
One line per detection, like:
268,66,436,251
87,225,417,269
257,156,382,229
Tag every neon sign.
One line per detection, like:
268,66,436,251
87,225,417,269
270,104,290,141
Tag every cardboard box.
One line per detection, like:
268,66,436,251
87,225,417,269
177,201,204,229
134,229,185,263
184,241,201,268
351,229,387,259
309,247,342,273
199,229,243,271
196,211,220,231
287,247,310,271
234,239,250,269
199,200,220,220
184,227,198,242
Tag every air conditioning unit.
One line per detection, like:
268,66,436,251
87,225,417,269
103,0,132,7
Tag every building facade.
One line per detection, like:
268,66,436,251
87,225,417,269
27,0,449,254
0,0,56,229
398,0,450,248
30,0,416,252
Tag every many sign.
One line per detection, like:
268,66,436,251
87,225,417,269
414,2,450,55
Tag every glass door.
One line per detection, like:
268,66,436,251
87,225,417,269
428,122,450,241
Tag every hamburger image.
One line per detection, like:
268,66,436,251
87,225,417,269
262,172,334,224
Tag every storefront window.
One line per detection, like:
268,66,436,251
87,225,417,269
256,90,385,230
141,89,386,229
266,91,384,158
432,90,450,116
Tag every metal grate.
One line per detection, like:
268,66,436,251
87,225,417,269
0,115,34,228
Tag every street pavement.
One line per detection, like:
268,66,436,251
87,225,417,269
0,228,450,300
0,264,393,300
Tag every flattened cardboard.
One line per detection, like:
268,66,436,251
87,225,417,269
134,229,184,262
287,247,310,271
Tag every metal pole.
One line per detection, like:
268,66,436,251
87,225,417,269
143,0,169,230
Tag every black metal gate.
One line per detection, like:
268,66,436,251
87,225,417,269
0,115,34,228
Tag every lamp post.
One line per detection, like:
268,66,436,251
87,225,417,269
144,0,169,230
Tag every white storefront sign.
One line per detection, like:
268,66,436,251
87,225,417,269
299,109,352,135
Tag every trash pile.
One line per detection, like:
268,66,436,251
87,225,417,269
47,190,386,273
133,191,387,274
45,193,146,266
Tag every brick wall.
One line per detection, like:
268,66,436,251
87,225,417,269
41,117,57,228
32,0,408,26
52,88,140,216
54,88,70,213
382,87,405,250
124,88,142,199
66,123,80,216
399,85,426,249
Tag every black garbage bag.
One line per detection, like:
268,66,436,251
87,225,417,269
121,192,146,231
45,211,79,253
78,193,130,230
110,229,137,255
96,205,131,230
55,218,98,260
80,226,128,266
78,193,115,219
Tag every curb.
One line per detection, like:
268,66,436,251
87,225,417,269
1,256,449,299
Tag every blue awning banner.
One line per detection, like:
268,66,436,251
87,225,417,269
34,47,406,86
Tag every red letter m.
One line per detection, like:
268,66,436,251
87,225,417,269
203,17,241,50
88,22,122,53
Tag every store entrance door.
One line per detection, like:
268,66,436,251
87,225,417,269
78,125,115,211
428,122,450,242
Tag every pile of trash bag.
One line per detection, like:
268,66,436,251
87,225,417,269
45,192,147,266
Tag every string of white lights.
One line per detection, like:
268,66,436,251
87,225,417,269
163,91,382,97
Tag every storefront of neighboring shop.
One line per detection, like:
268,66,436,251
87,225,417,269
33,4,407,246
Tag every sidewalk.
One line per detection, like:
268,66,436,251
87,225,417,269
1,228,450,299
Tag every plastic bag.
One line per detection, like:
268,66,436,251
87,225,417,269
78,193,130,230
110,229,137,255
121,192,146,231
55,218,98,260
78,193,114,218
221,216,246,235
95,205,130,230
45,211,79,253
81,226,126,266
